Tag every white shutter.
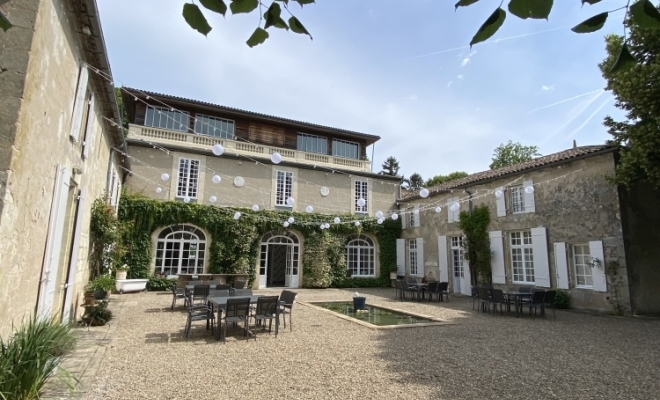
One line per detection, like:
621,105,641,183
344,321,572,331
453,196,461,222
462,259,472,296
414,204,420,228
523,180,536,213
438,236,448,283
589,240,607,292
401,210,406,229
82,95,95,159
496,187,506,217
554,242,569,289
490,230,506,284
69,66,89,141
446,198,453,223
416,238,424,277
62,189,85,322
531,227,550,287
396,239,405,276
38,166,71,318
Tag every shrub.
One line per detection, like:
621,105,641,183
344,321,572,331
146,276,177,291
81,301,113,326
553,290,570,309
87,275,115,292
0,317,77,399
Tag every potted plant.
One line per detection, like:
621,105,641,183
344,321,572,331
89,275,115,299
115,264,129,280
81,300,113,326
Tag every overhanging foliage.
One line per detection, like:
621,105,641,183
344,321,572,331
459,205,492,284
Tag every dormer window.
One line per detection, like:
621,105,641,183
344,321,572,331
297,133,327,154
145,106,189,132
194,114,235,139
332,139,359,159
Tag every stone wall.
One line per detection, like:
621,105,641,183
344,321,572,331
0,0,119,338
400,153,631,313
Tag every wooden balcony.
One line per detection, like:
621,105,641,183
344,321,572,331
126,124,372,172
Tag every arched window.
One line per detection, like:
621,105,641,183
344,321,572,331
154,224,206,276
346,235,375,277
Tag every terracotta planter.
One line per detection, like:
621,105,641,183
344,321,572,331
83,292,96,306
115,270,127,280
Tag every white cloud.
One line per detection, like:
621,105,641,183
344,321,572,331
409,95,418,101
457,75,464,80
541,84,555,91
461,58,471,67
447,81,453,88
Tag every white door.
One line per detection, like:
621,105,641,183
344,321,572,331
450,236,464,293
258,244,268,289
461,260,472,296
285,245,300,288
62,188,85,323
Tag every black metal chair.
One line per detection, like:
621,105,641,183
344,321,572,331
543,290,557,319
170,282,186,310
438,282,449,302
401,280,419,301
527,291,547,317
278,290,298,332
190,284,210,306
471,286,479,310
252,296,280,339
209,289,230,298
490,289,511,316
233,289,253,297
207,280,224,288
518,286,533,293
394,280,404,300
233,280,246,289
184,300,215,339
215,284,231,291
476,287,492,313
426,282,439,302
221,297,251,342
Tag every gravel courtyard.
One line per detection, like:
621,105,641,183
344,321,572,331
84,288,660,400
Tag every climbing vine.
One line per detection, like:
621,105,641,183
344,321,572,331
115,193,401,287
89,199,132,280
459,205,492,285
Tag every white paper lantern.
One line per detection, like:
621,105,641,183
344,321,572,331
271,152,282,164
434,206,442,213
212,143,224,156
325,223,331,229
252,204,259,212
377,218,384,224
450,202,460,212
525,185,535,194
212,175,221,184
233,211,241,220
494,189,503,198
357,198,366,207
283,221,289,228
286,197,295,206
320,224,325,230
155,187,162,194
333,217,341,224
161,173,170,181
354,221,360,227
287,217,294,224
413,209,420,215
375,210,384,219
419,188,430,198
391,213,399,220
183,196,191,203
209,195,217,203
305,205,314,213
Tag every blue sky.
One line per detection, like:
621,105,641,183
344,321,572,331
97,0,627,180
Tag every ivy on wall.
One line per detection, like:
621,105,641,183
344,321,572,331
459,205,492,285
115,193,401,287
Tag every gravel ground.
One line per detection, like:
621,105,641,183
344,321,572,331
84,288,660,400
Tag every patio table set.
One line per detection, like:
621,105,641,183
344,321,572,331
394,280,450,302
474,287,556,318
171,283,298,342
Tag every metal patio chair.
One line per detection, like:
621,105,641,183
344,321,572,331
278,290,298,332
251,296,280,339
221,297,252,342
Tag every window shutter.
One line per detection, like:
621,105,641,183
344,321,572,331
589,240,607,292
489,230,506,284
82,95,95,159
69,66,89,141
462,258,472,296
453,196,461,222
396,239,405,276
401,210,406,229
523,180,535,213
531,227,550,287
414,204,420,228
416,238,424,277
496,187,506,217
553,242,569,289
62,188,85,322
438,236,448,283
447,197,454,223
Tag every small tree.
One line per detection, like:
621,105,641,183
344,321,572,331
458,205,491,285
489,141,541,170
380,156,401,176
403,172,424,191
425,171,468,187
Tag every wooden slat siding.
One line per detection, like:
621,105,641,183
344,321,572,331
235,120,249,141
248,122,286,147
284,129,297,149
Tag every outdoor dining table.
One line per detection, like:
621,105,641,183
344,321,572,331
408,283,428,301
502,292,534,318
206,295,263,340
186,284,226,290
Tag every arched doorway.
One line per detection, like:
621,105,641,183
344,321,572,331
154,224,206,276
259,231,300,289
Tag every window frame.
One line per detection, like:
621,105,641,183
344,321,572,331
408,239,418,276
275,170,294,207
297,133,328,154
509,186,525,214
332,138,360,160
154,224,206,276
193,114,235,139
176,158,200,200
450,236,464,278
510,230,535,284
145,106,190,132
572,243,593,288
346,235,375,277
354,180,368,214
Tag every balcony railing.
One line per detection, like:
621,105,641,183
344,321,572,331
127,124,372,172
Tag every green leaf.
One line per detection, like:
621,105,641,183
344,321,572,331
571,12,608,33
246,27,269,47
610,43,637,73
455,0,480,10
581,0,603,4
264,2,289,30
294,0,315,6
470,8,506,47
200,0,227,16
230,0,258,14
508,0,553,20
0,9,12,32
182,4,212,36
289,16,312,38
630,0,660,29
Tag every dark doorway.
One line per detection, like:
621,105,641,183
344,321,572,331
267,244,287,287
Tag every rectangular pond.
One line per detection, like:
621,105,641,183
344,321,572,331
308,301,444,328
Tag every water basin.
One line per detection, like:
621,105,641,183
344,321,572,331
308,301,445,328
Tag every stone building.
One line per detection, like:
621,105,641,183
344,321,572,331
120,88,401,289
0,0,128,337
397,145,660,314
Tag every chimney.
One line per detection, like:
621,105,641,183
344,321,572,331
573,139,577,149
